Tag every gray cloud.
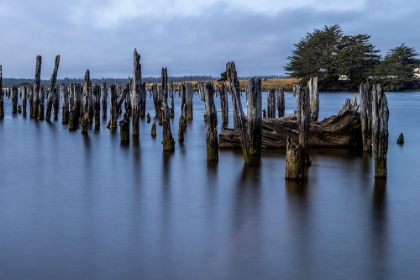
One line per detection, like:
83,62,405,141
0,0,419,79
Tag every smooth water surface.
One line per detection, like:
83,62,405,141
1,91,420,279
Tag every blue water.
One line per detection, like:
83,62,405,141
0,91,419,279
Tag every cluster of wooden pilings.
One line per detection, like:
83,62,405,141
1,56,389,179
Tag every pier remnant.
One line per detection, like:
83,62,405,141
308,77,319,121
267,88,276,118
32,56,42,118
219,81,228,124
46,55,60,121
359,82,372,152
204,81,218,161
372,84,389,178
276,87,285,118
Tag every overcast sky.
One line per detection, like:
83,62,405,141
0,0,419,79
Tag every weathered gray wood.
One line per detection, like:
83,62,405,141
285,137,304,180
61,84,69,124
68,84,80,130
372,84,389,178
21,86,27,116
219,98,361,148
179,83,186,119
32,56,42,118
185,82,193,120
140,82,146,118
107,85,118,130
267,88,276,118
161,67,174,151
246,78,262,162
338,95,358,115
38,87,45,120
226,61,253,164
152,83,160,120
359,82,372,152
308,77,319,121
92,84,100,130
276,87,285,117
219,81,228,124
101,83,107,117
178,114,185,142
46,55,60,121
297,87,311,165
170,81,175,118
119,112,130,143
81,70,90,133
0,65,3,119
204,81,218,161
11,86,18,114
131,49,141,136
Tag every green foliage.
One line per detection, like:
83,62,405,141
375,44,420,91
285,25,380,90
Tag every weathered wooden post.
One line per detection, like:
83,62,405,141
185,82,193,119
285,137,304,180
276,87,285,117
161,67,175,151
119,112,130,143
101,83,107,118
151,122,156,138
204,81,218,161
178,113,185,142
219,81,228,124
179,83,186,120
0,65,3,119
226,61,253,164
298,87,311,165
360,82,372,152
92,84,100,130
267,88,276,118
32,56,42,118
11,86,18,114
372,84,389,178
46,55,60,121
152,83,161,120
293,84,300,114
131,48,141,137
21,86,27,116
170,81,175,118
308,77,319,121
140,82,146,117
107,84,118,130
81,70,90,133
246,78,262,163
146,112,151,123
61,84,69,124
68,84,78,130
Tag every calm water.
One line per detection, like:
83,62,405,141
1,91,420,279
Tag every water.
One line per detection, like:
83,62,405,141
1,91,420,279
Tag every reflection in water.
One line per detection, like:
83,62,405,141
285,180,311,278
371,179,388,280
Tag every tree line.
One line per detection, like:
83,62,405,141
284,24,420,91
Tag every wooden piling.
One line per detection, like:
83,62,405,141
107,84,118,130
11,86,18,114
219,81,228,124
21,86,27,116
161,68,175,151
93,84,100,130
186,83,193,120
308,77,319,121
152,83,160,120
146,112,151,123
276,87,285,118
372,84,389,178
151,122,156,138
298,87,311,165
170,81,175,118
204,81,218,161
267,88,276,118
119,112,130,143
81,70,90,133
32,56,42,119
101,83,107,117
246,78,262,163
38,87,45,120
131,48,141,137
359,82,372,152
46,55,60,121
285,137,304,180
61,84,69,124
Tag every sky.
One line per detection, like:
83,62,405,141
0,0,419,79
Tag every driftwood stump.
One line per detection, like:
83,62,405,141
359,82,372,152
219,81,228,124
372,84,389,178
276,87,285,118
267,88,276,118
204,81,218,161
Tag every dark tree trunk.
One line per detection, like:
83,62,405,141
372,84,389,178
